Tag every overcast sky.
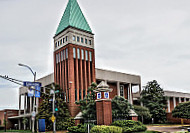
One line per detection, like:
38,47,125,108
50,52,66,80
0,0,190,110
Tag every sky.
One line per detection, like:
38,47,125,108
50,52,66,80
0,0,190,110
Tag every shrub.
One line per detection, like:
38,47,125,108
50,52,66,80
111,120,147,133
172,101,190,119
90,125,122,133
67,123,94,133
67,124,86,133
133,105,152,123
112,96,132,120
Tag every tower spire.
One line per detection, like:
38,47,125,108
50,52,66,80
56,0,92,35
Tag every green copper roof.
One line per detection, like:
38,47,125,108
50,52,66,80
55,0,92,35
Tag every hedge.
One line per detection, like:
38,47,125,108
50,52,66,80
90,125,122,133
112,120,147,133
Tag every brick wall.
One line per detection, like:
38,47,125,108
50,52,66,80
167,113,190,124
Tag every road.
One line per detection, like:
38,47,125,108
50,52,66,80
147,125,190,132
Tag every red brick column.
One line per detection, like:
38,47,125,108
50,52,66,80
96,100,112,125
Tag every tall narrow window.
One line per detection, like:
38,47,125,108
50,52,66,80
77,48,80,59
73,36,76,41
63,50,65,60
60,39,62,44
56,54,58,64
66,48,68,59
63,38,65,43
89,40,92,45
75,88,77,101
85,50,88,61
61,51,63,61
89,51,92,61
66,36,68,42
79,89,81,100
58,53,60,62
83,89,85,99
77,36,80,42
120,85,124,97
81,49,84,60
81,37,84,43
55,42,57,48
73,48,76,58
85,39,88,44
67,89,69,102
58,41,60,46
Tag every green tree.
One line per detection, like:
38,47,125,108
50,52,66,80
172,101,190,119
140,80,168,123
111,96,132,121
36,84,74,130
133,105,152,123
76,82,97,121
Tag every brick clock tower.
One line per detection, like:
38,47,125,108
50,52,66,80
53,0,96,117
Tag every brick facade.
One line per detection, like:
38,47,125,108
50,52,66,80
0,110,19,129
54,43,95,117
96,100,112,125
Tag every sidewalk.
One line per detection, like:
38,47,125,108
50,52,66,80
147,125,190,132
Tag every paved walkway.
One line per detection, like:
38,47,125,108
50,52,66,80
147,125,190,132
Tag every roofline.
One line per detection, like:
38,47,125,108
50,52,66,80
54,26,94,38
96,68,141,77
164,90,190,95
0,109,19,112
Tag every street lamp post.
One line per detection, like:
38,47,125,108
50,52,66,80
18,63,36,133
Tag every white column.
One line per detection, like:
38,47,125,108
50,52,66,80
179,97,181,103
139,84,142,93
117,82,120,96
30,97,32,113
184,98,187,102
173,97,176,108
24,94,26,115
128,84,130,102
139,84,143,106
18,119,21,130
167,97,170,113
19,95,21,115
128,83,133,105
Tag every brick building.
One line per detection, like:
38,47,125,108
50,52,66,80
165,91,190,123
1,0,189,130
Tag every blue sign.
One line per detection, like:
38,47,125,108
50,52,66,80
97,92,101,99
28,89,34,97
35,86,41,98
38,119,45,132
24,82,41,98
104,92,109,99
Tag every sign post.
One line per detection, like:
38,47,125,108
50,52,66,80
23,81,41,133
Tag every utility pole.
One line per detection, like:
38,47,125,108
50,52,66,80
18,63,36,133
32,72,36,133
52,84,56,133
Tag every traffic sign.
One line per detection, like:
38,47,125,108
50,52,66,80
104,92,109,99
28,89,34,97
97,92,101,99
51,115,56,123
24,82,41,98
